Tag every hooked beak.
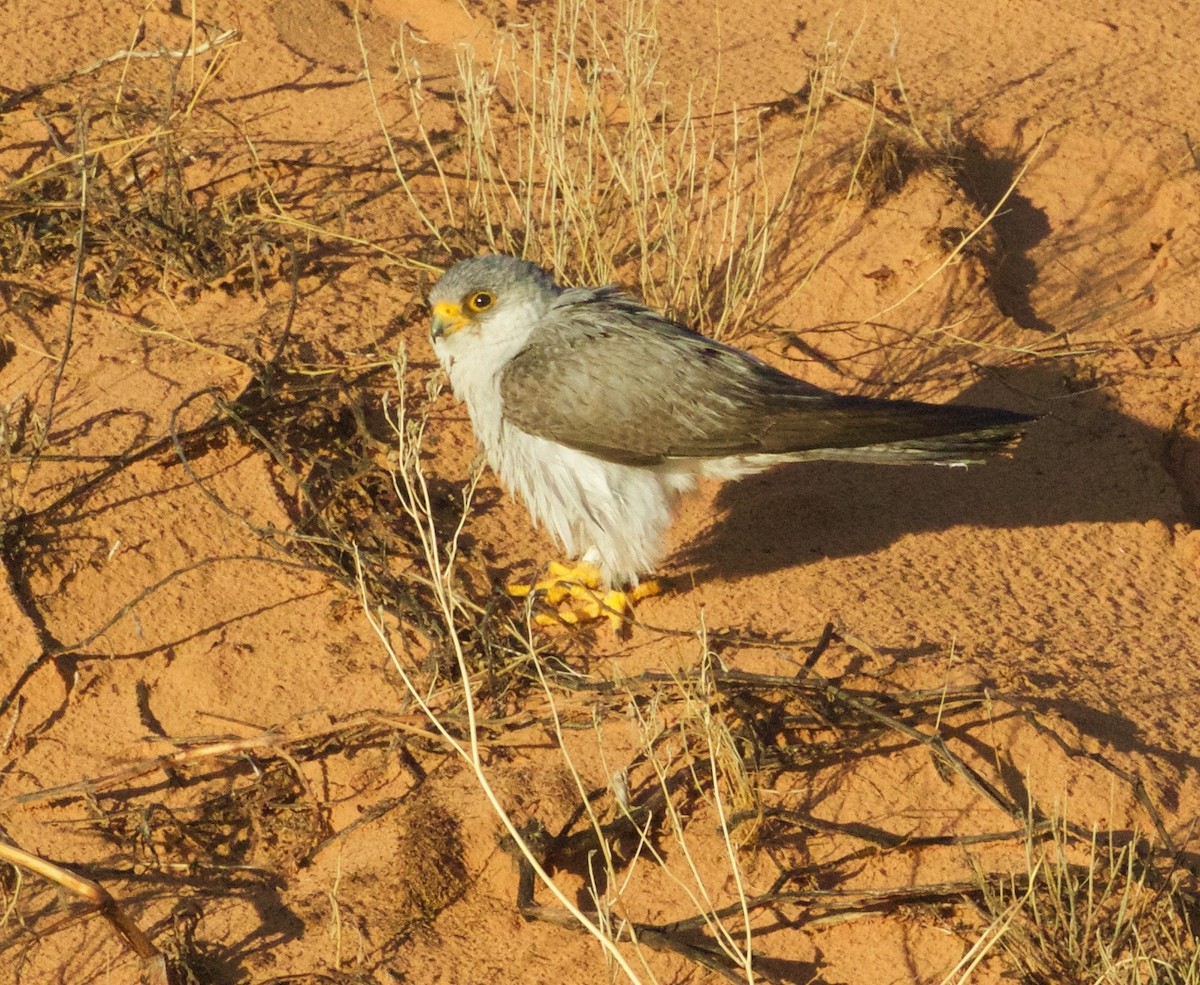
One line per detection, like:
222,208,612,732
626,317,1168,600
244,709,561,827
431,301,471,339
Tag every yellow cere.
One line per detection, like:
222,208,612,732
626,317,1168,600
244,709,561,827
431,300,470,337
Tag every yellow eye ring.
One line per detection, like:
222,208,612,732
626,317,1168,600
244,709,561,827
466,291,494,312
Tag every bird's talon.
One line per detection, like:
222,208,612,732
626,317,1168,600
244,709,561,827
534,611,571,627
628,579,661,602
508,563,656,630
507,561,604,602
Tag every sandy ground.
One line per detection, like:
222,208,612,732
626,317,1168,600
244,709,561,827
1,1,1198,983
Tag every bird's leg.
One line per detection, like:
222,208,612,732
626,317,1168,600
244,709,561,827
508,562,660,630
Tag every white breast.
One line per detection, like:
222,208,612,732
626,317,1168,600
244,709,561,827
433,301,691,587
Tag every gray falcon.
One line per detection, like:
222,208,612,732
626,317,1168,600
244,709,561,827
428,254,1033,626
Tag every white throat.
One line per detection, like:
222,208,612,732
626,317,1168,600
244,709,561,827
432,297,543,450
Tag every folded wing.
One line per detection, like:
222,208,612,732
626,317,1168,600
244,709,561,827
499,289,1034,468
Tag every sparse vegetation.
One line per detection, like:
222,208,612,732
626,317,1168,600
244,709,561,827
0,28,287,302
378,0,846,339
0,2,1195,984
975,822,1199,984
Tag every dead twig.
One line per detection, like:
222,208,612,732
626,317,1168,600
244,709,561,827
0,840,168,983
0,27,239,114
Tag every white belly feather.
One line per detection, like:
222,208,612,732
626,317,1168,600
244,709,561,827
491,422,694,587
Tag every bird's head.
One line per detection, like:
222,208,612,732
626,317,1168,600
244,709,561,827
428,255,559,350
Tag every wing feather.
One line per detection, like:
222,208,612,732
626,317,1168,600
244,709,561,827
499,290,1032,466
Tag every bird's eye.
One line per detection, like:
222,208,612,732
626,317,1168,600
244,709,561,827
466,291,494,312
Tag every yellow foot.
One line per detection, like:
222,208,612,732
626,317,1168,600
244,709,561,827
508,562,660,631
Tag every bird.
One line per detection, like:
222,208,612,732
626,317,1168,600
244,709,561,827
427,254,1034,628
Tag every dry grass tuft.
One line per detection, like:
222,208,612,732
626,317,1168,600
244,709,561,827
394,0,825,339
856,126,949,207
976,822,1200,984
393,797,470,923
0,28,291,303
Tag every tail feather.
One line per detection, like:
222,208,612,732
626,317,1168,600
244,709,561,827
807,424,1029,466
766,396,1032,452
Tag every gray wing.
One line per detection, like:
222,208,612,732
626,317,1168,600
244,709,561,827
499,288,1032,467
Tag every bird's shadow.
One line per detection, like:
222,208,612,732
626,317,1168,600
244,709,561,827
678,361,1197,581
